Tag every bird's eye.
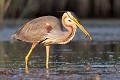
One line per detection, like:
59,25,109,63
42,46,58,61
68,20,72,22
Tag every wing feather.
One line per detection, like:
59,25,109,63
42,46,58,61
13,16,62,42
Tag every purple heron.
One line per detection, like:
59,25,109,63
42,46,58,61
12,11,92,71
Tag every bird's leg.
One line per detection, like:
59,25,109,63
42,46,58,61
46,45,50,69
25,42,38,73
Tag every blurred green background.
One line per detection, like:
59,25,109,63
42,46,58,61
1,0,120,20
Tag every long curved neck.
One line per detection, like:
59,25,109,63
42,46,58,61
60,16,77,44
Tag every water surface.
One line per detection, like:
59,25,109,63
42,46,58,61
0,20,120,80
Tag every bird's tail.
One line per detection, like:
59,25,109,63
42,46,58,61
11,34,22,41
11,34,16,40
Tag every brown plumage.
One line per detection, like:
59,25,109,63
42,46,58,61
12,16,62,43
12,11,92,73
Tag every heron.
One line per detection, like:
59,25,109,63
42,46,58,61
12,11,92,71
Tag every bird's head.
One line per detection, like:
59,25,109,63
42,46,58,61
62,11,92,40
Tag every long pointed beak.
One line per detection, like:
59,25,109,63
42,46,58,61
73,17,92,40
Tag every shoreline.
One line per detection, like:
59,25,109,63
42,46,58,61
1,19,120,27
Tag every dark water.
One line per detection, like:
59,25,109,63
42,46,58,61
0,21,120,80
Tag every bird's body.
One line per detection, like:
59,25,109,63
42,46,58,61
12,11,92,73
13,16,62,43
13,16,77,45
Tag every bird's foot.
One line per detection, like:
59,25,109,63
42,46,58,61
25,57,29,74
25,64,29,74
